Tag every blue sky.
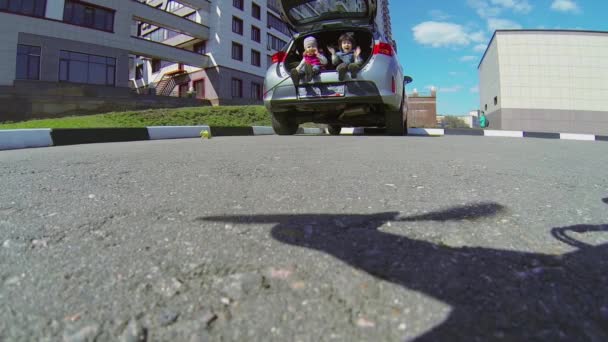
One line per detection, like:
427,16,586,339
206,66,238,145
389,0,608,115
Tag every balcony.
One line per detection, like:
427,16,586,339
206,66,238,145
131,0,210,41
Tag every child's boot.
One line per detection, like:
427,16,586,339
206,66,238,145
348,64,360,79
337,64,347,81
304,64,314,83
290,68,300,86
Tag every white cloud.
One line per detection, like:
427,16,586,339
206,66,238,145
468,0,501,18
460,55,477,62
468,0,532,18
412,21,487,48
487,18,522,31
490,0,532,13
474,44,488,52
470,85,480,93
429,9,451,21
551,0,580,13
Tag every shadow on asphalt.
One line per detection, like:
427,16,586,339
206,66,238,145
202,201,608,341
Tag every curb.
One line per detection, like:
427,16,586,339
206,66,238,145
408,128,606,142
1,126,605,151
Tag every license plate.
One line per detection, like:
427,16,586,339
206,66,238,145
298,84,345,98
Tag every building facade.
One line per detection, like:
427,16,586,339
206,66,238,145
377,0,394,49
0,0,395,118
479,30,608,135
131,0,292,106
0,0,211,119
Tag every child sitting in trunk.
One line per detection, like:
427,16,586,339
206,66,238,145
291,36,328,85
327,32,363,81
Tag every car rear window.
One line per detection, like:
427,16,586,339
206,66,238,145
288,0,368,23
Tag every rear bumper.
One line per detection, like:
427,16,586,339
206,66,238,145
266,81,387,112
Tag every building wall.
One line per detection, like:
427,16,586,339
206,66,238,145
204,1,274,78
0,80,210,122
498,32,608,112
479,30,608,134
479,36,501,116
19,33,130,87
0,0,210,86
407,96,437,128
139,0,291,105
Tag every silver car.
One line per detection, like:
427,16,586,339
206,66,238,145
264,0,412,135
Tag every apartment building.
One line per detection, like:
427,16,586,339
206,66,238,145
0,0,210,119
131,0,292,105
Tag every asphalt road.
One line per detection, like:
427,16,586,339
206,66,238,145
1,135,607,341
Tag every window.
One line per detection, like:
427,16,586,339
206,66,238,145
251,82,262,100
15,44,41,80
484,104,488,111
59,50,115,86
251,26,261,42
179,83,189,97
267,12,289,36
63,0,114,32
251,49,261,67
494,96,498,106
135,64,144,80
193,41,206,54
151,59,161,73
252,2,261,19
232,42,243,61
0,0,46,17
193,79,205,99
267,54,273,68
267,34,286,51
233,0,243,10
232,16,243,35
231,78,242,98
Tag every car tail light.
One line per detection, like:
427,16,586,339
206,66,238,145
272,51,287,63
391,76,396,93
373,42,394,56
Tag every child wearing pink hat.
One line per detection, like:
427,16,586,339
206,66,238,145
290,36,328,85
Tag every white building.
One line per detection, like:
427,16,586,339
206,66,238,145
479,30,608,135
131,0,293,105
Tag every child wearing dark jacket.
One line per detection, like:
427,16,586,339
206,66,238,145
327,32,363,81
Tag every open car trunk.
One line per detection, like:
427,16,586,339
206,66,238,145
280,0,376,32
284,29,374,73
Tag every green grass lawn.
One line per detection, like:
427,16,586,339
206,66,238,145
0,106,272,129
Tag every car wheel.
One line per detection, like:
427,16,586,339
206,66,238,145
385,95,406,136
271,112,299,135
327,125,342,135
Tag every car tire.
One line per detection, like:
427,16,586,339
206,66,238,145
271,112,299,135
385,95,407,136
327,125,342,135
